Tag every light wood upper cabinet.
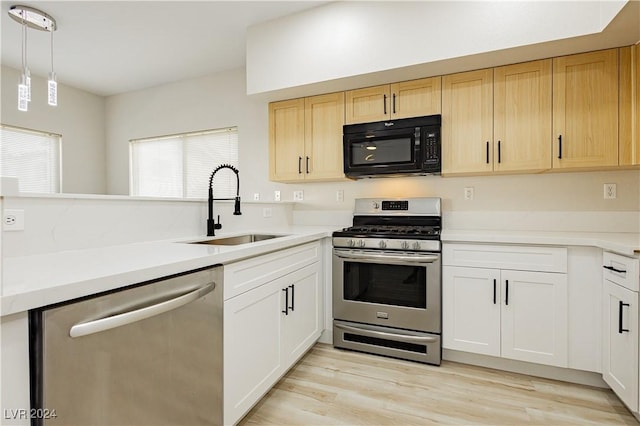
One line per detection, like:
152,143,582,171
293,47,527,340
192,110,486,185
441,68,494,175
494,60,552,173
345,77,441,124
269,92,345,183
443,61,552,175
304,92,345,180
620,44,640,166
636,44,640,165
269,98,305,182
345,85,389,124
552,48,619,169
390,77,442,119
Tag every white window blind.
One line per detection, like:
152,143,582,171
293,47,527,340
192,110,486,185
0,125,61,193
130,127,239,199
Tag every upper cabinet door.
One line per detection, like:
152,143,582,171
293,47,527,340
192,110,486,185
269,98,305,181
390,77,442,119
345,85,390,124
552,49,619,169
494,60,552,173
441,68,494,175
636,44,640,166
619,45,640,166
304,92,345,181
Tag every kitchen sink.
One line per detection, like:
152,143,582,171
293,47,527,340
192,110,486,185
189,234,285,246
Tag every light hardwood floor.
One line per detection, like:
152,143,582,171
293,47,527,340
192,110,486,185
239,343,638,425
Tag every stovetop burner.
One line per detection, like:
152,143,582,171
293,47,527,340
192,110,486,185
333,197,442,252
337,225,440,239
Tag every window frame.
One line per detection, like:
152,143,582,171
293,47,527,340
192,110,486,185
0,123,62,194
129,127,239,199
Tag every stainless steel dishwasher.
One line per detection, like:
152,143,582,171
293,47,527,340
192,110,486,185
28,265,223,426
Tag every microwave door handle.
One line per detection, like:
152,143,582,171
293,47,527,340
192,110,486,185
334,251,439,265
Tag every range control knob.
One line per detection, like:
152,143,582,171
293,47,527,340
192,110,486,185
348,239,356,247
412,241,421,250
401,241,410,250
379,240,387,249
358,240,366,248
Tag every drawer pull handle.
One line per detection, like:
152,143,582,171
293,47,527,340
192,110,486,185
604,265,627,274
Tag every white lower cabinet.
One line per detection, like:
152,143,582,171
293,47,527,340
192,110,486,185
602,251,639,413
442,266,501,356
223,247,322,426
443,244,568,368
500,269,567,366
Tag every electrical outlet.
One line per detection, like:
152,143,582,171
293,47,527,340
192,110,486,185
253,193,260,201
464,187,474,200
3,209,24,231
604,183,617,199
336,190,344,202
274,190,281,201
262,207,272,218
293,190,304,201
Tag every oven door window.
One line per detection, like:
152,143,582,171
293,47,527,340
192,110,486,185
343,261,426,308
349,135,415,166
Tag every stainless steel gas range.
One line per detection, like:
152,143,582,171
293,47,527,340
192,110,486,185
332,197,442,365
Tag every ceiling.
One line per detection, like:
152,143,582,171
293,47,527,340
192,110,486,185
0,1,328,96
1,1,638,99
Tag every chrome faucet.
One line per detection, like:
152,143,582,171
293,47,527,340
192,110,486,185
207,164,241,236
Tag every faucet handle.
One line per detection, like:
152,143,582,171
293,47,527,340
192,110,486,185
214,215,222,230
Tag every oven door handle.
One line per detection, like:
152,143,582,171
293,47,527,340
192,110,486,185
335,322,439,344
334,250,439,265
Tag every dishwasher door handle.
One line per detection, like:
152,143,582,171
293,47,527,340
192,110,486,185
69,282,216,338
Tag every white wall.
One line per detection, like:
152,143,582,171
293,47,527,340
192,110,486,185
1,66,107,194
104,66,640,233
246,1,629,95
105,68,273,197
0,194,293,257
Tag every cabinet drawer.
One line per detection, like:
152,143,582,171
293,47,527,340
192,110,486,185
443,243,567,273
224,241,321,300
603,251,639,292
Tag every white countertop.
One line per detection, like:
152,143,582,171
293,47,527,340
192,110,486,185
1,226,336,316
442,229,640,257
4,226,639,316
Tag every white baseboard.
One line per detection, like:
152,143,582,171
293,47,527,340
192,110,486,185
443,349,608,388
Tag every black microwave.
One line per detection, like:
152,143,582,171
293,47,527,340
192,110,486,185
343,115,441,178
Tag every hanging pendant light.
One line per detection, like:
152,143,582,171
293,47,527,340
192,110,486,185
48,28,57,106
8,5,58,111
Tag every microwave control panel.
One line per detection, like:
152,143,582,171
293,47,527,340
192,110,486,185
423,127,440,166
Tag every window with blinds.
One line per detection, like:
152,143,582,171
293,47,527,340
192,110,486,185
130,127,239,199
0,125,61,193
